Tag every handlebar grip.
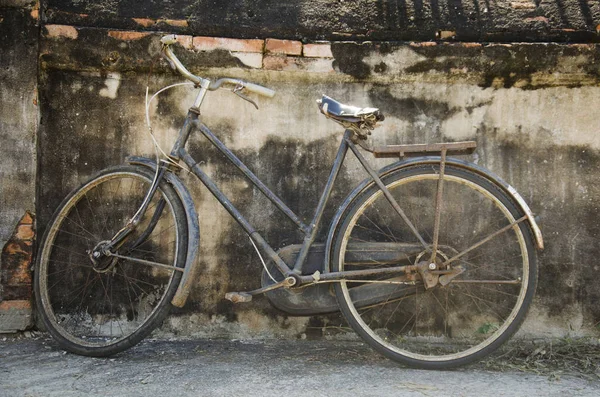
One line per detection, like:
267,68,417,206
244,82,276,98
160,35,178,46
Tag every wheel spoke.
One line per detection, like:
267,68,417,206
442,215,528,266
333,166,535,368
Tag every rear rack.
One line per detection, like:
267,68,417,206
372,141,477,158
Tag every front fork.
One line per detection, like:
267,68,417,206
90,161,171,261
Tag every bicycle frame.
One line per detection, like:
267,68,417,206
107,81,543,308
170,109,424,282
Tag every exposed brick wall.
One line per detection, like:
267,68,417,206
0,211,35,332
0,211,34,301
0,0,38,333
44,25,337,73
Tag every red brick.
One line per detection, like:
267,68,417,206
192,36,264,53
108,31,151,41
15,224,34,241
45,24,78,40
510,1,536,10
265,38,302,55
437,30,456,40
175,35,193,49
0,300,31,311
4,242,27,256
20,211,34,225
165,19,189,28
524,16,549,23
303,43,333,58
1,211,35,302
410,41,437,47
460,42,482,48
132,18,155,27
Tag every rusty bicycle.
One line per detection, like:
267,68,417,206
34,35,544,369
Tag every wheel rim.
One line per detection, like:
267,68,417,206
337,172,530,362
38,171,181,348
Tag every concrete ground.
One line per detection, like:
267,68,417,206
1,335,599,397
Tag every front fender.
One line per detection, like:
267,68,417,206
324,156,544,273
126,156,200,308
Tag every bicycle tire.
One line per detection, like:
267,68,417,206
34,165,188,357
331,164,537,369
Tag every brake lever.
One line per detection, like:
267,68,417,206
232,85,259,109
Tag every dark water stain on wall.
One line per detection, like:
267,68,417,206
475,126,600,328
37,70,137,237
179,129,357,326
45,0,600,42
367,86,461,144
330,42,600,89
331,42,373,80
368,87,458,123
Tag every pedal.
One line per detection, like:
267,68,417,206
225,292,253,303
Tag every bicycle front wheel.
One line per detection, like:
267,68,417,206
331,164,537,369
35,165,188,356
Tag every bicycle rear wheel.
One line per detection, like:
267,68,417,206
35,165,187,356
331,164,537,369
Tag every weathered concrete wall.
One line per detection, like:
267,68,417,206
1,0,600,340
35,27,600,340
0,1,38,331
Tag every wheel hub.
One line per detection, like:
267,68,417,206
89,240,118,273
414,249,452,289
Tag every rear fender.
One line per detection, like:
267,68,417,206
324,156,544,273
126,156,199,308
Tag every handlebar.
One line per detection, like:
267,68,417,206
160,35,276,98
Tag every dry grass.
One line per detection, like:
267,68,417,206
481,338,600,381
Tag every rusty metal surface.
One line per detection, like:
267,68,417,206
262,242,424,315
372,141,477,158
416,261,439,289
438,265,465,286
430,148,447,263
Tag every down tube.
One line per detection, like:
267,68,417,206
179,149,292,276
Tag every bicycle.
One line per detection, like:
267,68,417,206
34,35,544,370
